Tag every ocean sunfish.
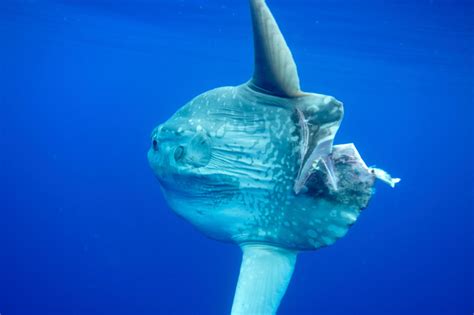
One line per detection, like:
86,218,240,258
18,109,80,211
147,0,399,314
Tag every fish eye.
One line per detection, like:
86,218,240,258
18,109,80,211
174,145,185,161
152,139,159,151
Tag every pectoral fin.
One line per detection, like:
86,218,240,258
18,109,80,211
294,95,344,194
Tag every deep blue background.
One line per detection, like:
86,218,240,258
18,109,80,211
1,0,472,314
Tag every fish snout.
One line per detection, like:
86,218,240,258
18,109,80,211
147,124,212,180
147,126,169,178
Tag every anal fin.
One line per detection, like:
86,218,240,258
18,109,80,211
231,244,297,315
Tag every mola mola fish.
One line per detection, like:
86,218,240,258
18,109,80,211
147,0,400,314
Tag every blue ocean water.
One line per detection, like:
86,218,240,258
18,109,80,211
0,0,472,314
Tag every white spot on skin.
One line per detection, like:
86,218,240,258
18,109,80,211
328,224,347,238
341,211,357,223
215,124,226,138
324,96,333,105
321,236,333,245
307,229,318,238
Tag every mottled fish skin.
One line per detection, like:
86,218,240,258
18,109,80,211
148,84,376,250
147,2,399,314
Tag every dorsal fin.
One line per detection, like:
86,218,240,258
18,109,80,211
248,0,301,98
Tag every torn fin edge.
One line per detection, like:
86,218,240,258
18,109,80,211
320,156,338,191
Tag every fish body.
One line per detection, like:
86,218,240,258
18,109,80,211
147,1,399,314
148,84,377,250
